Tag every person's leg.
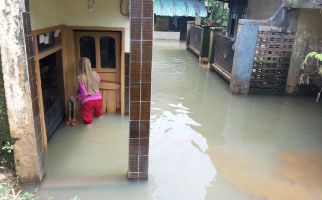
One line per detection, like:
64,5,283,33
94,99,103,117
81,101,93,124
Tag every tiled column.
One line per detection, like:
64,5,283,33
0,0,45,182
128,0,153,180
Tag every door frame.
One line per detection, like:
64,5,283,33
32,25,126,151
73,26,125,116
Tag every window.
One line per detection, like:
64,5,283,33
80,36,96,68
76,32,120,72
100,37,116,69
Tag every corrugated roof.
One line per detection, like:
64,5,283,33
154,0,208,17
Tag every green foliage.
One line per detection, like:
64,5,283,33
0,53,14,170
204,0,229,26
2,141,14,154
299,51,322,85
301,51,322,74
0,179,80,200
0,179,38,200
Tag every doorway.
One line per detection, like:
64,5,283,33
75,31,122,114
39,51,65,139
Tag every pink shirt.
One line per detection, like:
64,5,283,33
77,82,102,104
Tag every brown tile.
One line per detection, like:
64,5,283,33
139,138,149,155
28,57,36,79
25,0,30,12
141,62,152,82
130,61,141,83
130,41,141,62
142,18,153,40
23,12,32,36
125,54,130,76
130,121,140,139
129,156,139,172
29,77,38,100
125,53,130,64
130,102,140,120
140,102,151,121
130,83,141,102
32,97,40,119
143,0,153,18
141,83,151,102
126,77,130,88
128,172,139,179
129,139,140,156
130,0,143,18
142,41,152,62
125,70,130,78
139,155,149,172
25,35,34,59
131,18,142,40
138,172,148,180
140,121,150,138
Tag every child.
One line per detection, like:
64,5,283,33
77,57,103,124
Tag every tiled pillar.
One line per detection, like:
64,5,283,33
125,53,130,114
0,0,45,182
128,0,153,180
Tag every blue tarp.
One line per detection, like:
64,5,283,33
154,0,208,17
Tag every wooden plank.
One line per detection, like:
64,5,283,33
68,25,125,32
33,34,48,151
99,82,120,90
98,73,117,82
120,29,125,116
102,90,108,113
62,27,78,118
32,25,63,35
107,90,117,114
116,89,121,110
38,45,63,60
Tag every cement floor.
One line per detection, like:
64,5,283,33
29,41,322,200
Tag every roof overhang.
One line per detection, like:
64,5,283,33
154,0,208,17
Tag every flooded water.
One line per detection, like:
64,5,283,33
29,41,322,200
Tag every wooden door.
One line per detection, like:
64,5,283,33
75,31,122,114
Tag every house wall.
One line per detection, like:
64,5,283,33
247,0,283,20
30,0,64,29
286,8,322,93
30,0,130,52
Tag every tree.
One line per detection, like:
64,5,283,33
204,0,229,27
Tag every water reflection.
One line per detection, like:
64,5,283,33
149,103,217,200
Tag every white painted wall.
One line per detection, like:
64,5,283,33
30,0,64,29
30,0,130,52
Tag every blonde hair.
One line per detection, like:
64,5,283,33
78,57,100,95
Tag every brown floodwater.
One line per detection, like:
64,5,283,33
28,41,322,200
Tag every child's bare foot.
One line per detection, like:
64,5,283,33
71,120,78,126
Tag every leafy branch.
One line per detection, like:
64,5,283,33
299,51,322,102
299,51,322,85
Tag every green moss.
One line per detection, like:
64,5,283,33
0,53,15,171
